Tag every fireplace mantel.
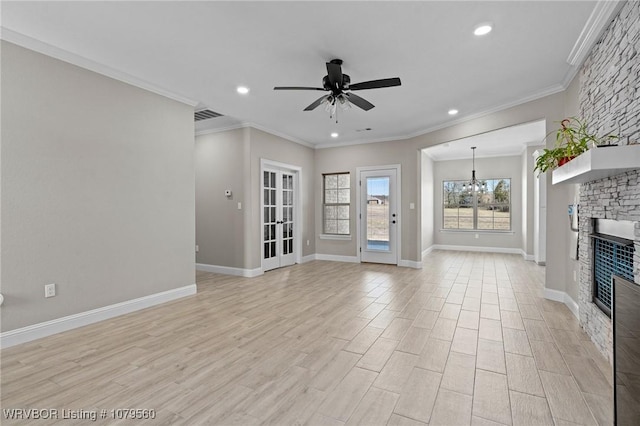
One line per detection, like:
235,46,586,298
552,145,640,185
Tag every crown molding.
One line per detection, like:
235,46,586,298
195,121,314,149
566,0,623,67
195,123,246,137
244,122,315,149
316,83,565,150
1,27,199,107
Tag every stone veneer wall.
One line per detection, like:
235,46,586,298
577,1,640,360
578,173,640,359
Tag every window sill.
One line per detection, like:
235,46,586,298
320,234,352,241
439,229,515,235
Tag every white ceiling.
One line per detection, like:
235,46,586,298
2,1,616,148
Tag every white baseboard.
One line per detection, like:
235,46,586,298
399,259,423,269
422,246,434,258
521,251,535,261
196,263,263,278
544,288,580,319
315,254,360,263
0,284,197,349
301,254,317,263
432,245,522,255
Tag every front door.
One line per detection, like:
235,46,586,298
262,168,296,271
360,168,398,265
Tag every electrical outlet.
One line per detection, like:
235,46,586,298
573,270,577,282
306,239,310,246
475,233,479,239
195,245,199,253
44,283,56,298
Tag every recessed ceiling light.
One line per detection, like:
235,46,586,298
236,86,249,94
474,24,492,36
448,109,459,115
330,132,339,138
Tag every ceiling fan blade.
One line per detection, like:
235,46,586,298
346,93,375,111
349,77,401,91
326,62,343,90
274,86,326,91
304,95,329,111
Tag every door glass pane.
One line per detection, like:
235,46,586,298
366,177,390,251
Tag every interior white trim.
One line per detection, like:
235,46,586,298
260,159,303,272
422,246,434,258
399,260,423,269
316,84,565,150
0,284,197,348
315,254,360,263
521,251,535,261
356,164,402,265
0,28,199,107
195,123,246,136
196,263,263,278
431,245,523,255
566,0,623,67
544,288,580,319
319,234,352,241
301,254,317,264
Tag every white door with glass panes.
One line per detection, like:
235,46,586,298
262,169,296,271
359,168,398,265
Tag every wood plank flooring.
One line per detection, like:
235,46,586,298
1,251,613,425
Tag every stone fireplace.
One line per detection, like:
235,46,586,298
573,0,640,361
578,174,640,360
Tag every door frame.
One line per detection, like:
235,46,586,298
260,158,303,271
356,164,402,265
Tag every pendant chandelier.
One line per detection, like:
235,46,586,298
463,146,486,192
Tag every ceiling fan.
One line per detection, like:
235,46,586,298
274,59,401,118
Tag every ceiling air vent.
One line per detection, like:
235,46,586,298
194,109,223,122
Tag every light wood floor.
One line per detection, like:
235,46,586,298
1,251,613,425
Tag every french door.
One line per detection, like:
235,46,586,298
359,168,398,265
262,168,296,271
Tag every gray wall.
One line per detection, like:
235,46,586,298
522,145,541,257
195,127,315,270
1,42,195,331
195,128,248,268
315,141,420,261
432,155,523,249
421,152,434,253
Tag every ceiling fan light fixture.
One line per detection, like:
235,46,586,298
474,23,492,36
337,94,351,110
323,95,335,112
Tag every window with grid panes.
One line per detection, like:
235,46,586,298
443,178,511,231
323,173,350,235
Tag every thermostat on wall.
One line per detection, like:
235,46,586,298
225,190,232,197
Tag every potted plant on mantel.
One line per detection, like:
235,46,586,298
533,117,619,175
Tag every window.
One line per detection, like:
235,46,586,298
323,172,350,235
443,178,511,230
